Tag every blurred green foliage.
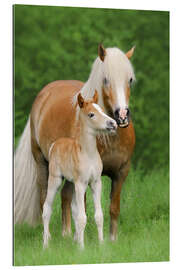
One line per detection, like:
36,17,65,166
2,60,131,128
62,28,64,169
14,5,169,171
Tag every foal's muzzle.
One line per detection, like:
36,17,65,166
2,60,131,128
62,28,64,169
106,120,117,133
114,108,130,128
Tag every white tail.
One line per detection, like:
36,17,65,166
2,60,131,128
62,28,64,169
14,118,41,226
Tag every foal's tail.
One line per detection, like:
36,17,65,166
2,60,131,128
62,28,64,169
14,118,41,226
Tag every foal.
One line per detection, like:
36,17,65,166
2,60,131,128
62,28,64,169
42,90,117,248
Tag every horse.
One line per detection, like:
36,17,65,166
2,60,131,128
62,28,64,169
14,44,136,241
42,90,117,248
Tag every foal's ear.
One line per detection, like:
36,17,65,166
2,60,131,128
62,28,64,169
98,44,106,61
126,46,135,59
93,90,98,104
77,93,84,108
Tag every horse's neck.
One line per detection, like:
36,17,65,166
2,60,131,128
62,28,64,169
77,116,97,158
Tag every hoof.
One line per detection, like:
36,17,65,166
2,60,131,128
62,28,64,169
78,243,84,250
43,232,51,249
62,230,71,237
73,232,78,241
110,233,117,241
43,242,48,249
99,238,104,244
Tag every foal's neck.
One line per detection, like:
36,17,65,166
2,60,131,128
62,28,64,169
78,116,97,157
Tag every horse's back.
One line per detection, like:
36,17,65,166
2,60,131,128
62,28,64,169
30,80,84,159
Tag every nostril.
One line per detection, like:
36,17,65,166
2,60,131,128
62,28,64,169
119,107,130,120
114,108,120,118
108,121,114,127
112,122,117,130
107,120,117,130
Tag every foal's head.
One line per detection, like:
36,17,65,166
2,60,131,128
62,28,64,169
97,44,135,128
77,90,117,135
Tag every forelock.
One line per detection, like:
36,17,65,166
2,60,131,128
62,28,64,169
103,48,135,85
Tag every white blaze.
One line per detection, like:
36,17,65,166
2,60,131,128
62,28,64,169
116,86,127,110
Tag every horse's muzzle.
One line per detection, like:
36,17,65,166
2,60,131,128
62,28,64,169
114,108,130,128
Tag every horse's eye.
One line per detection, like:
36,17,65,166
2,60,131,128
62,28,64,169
129,78,133,84
88,113,95,118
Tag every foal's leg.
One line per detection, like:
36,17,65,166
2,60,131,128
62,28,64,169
74,180,87,248
71,188,87,242
109,161,130,241
61,181,87,237
42,174,62,248
71,190,78,241
61,181,73,237
90,178,103,242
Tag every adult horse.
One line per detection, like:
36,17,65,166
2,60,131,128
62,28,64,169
15,44,136,241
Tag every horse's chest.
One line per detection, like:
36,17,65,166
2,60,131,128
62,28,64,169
98,136,131,173
102,147,128,171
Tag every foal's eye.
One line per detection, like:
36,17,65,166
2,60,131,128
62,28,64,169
103,77,109,86
88,113,95,118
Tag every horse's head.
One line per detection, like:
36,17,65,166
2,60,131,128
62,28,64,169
77,90,117,134
98,44,135,128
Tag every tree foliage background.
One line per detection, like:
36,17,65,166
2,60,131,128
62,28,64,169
14,5,169,171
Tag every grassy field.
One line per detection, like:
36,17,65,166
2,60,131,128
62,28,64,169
14,166,169,266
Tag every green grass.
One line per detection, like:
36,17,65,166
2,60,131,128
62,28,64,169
14,167,169,266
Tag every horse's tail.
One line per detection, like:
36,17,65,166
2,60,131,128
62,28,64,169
14,117,41,226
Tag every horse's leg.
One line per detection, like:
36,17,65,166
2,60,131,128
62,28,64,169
31,138,48,211
61,181,73,236
74,180,87,248
90,178,103,242
109,161,130,241
37,161,49,211
43,174,62,248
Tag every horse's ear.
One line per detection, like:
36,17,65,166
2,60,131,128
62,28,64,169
126,46,135,59
93,89,99,104
77,93,84,108
98,44,106,61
